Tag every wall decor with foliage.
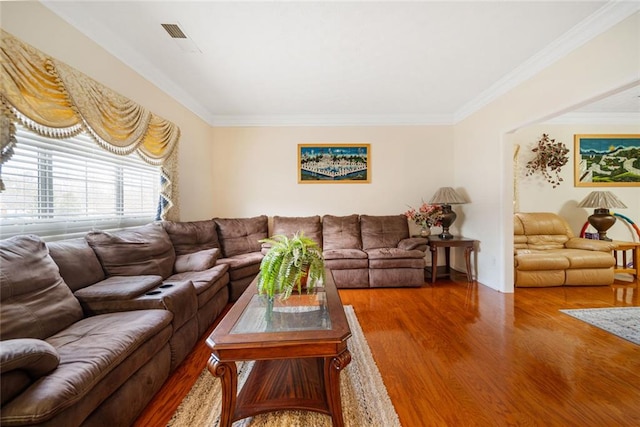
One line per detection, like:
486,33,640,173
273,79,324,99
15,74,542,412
525,133,569,188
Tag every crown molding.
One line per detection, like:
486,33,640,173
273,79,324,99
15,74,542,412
453,1,640,123
543,112,640,125
210,114,455,127
212,2,640,127
44,0,639,128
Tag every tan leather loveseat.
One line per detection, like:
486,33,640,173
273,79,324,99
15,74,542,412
514,212,616,287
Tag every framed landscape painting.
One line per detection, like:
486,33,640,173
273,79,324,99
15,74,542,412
298,143,371,183
574,134,640,187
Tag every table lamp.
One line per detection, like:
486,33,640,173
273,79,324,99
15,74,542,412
429,187,468,239
577,191,627,241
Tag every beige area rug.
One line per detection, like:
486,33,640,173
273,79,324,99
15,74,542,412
167,306,401,426
560,306,640,345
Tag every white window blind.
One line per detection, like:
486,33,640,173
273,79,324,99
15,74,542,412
0,125,161,241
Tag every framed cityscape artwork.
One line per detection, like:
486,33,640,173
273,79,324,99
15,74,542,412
574,134,640,187
298,143,371,183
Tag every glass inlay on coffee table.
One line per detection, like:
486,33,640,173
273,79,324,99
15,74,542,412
231,290,331,334
206,269,351,427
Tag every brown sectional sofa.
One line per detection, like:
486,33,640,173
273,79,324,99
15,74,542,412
1,222,230,427
0,213,426,427
0,234,174,427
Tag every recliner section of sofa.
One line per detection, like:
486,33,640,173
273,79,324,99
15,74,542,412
0,235,174,427
360,214,427,287
1,221,233,427
262,214,428,288
161,219,230,334
321,214,370,287
514,212,616,287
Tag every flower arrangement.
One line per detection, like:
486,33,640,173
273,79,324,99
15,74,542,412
525,133,569,188
404,202,443,229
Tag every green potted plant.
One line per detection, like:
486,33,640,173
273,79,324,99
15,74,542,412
257,232,325,300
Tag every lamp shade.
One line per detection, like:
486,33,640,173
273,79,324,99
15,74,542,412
577,191,627,209
429,187,467,205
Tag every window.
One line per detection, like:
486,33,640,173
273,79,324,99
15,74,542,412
0,125,161,240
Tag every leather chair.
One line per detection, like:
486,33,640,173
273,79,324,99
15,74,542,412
514,212,616,287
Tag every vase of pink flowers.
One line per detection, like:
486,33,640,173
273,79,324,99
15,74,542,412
404,202,444,236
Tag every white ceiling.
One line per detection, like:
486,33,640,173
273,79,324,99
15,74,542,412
43,1,640,126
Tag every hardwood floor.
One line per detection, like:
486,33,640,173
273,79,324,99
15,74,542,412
135,275,640,426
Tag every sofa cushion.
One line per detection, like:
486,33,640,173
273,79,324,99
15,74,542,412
0,310,172,426
166,264,230,297
557,249,616,269
272,216,323,248
360,215,410,250
325,258,369,269
368,257,425,269
323,248,368,260
0,235,84,341
85,223,176,279
525,235,569,250
515,212,574,236
322,214,362,250
161,220,219,256
514,252,570,271
515,212,573,250
214,215,268,258
47,238,106,292
366,248,425,260
217,252,263,281
174,248,220,273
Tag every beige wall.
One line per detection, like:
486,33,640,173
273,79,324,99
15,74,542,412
455,12,639,292
0,1,216,221
211,125,454,236
514,124,640,242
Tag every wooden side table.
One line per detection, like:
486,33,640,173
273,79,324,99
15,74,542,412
612,241,640,283
427,236,476,283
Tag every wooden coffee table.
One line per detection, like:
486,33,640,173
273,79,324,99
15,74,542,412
206,269,351,426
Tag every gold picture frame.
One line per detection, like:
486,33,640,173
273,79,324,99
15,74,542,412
298,143,371,183
574,134,640,187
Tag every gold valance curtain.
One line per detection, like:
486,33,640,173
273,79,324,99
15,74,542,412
0,29,180,220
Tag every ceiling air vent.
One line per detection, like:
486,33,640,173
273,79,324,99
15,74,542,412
160,23,201,53
161,23,187,39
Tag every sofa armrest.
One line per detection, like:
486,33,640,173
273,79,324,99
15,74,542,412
1,339,60,405
74,275,163,302
398,237,428,251
75,280,197,329
0,338,59,376
565,237,616,252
